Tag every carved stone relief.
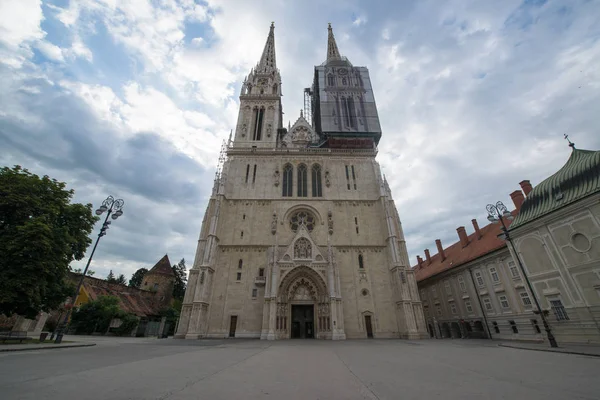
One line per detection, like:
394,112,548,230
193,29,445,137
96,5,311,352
325,170,331,187
328,211,334,235
273,169,280,186
294,238,312,259
271,212,278,235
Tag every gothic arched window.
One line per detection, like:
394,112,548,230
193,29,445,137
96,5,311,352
282,164,293,197
358,254,364,269
297,164,308,197
327,74,335,86
238,259,243,269
311,164,322,197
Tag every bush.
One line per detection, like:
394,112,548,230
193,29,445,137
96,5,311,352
71,296,121,334
114,313,139,336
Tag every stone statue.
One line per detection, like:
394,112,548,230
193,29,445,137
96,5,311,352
273,170,280,186
325,170,331,187
328,211,334,235
271,212,277,235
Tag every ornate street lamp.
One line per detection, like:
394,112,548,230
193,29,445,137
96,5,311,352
53,196,125,344
486,201,558,348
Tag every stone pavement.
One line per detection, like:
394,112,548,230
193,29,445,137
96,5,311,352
498,341,600,357
1,338,599,400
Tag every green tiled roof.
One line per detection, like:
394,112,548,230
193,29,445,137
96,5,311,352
511,148,600,229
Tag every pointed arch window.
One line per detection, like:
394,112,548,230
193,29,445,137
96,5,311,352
327,74,335,86
311,164,322,197
282,164,293,197
297,164,308,197
358,254,364,269
253,107,265,141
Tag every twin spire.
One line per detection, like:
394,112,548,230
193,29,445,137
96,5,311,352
255,22,344,71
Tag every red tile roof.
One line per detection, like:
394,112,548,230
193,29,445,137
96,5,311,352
71,274,165,317
413,211,516,282
148,254,174,276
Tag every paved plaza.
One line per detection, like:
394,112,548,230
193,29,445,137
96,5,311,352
0,337,598,400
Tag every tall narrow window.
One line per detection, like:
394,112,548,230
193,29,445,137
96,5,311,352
489,267,500,283
282,164,293,197
345,165,351,190
311,164,322,197
351,165,357,189
238,259,243,269
458,276,466,292
475,271,484,287
355,217,359,234
327,74,335,86
245,164,250,183
342,97,351,127
253,108,264,140
252,164,257,184
297,164,308,197
347,97,356,128
550,299,569,321
358,254,364,269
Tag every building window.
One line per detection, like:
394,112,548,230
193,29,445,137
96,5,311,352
327,74,335,86
508,261,519,278
282,164,293,197
259,268,264,277
450,302,457,314
238,259,243,269
289,210,316,232
498,295,510,309
465,301,473,313
252,164,257,184
358,254,364,269
345,165,351,190
252,288,258,298
311,164,322,197
492,322,500,333
489,267,500,283
475,271,484,287
444,280,452,295
245,164,250,183
531,319,541,333
240,231,244,238
297,164,308,197
550,299,569,321
432,286,438,298
458,276,466,292
483,297,493,311
242,214,246,220
355,217,359,234
509,320,518,333
253,107,264,140
351,165,357,189
153,283,159,290
520,292,532,307
236,272,242,281
436,306,442,316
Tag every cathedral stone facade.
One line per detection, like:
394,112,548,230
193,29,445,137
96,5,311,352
175,24,427,340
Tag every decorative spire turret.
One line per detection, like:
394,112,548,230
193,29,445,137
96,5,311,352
257,22,277,73
326,23,341,63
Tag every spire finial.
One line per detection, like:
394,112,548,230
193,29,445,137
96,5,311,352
564,134,576,149
300,109,303,118
258,22,277,72
326,23,341,63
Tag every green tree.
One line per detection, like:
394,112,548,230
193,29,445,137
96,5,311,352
172,258,187,300
72,268,95,276
106,270,116,283
115,274,127,285
71,296,121,334
129,268,148,288
0,165,98,318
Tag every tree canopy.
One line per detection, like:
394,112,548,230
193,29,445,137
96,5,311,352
106,270,116,283
129,268,148,288
172,258,187,300
0,166,98,318
115,274,127,285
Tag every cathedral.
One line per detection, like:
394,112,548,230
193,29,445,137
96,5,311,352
175,23,427,340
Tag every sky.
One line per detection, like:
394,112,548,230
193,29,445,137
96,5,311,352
1,0,599,280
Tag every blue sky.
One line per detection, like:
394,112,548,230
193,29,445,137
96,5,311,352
1,0,599,279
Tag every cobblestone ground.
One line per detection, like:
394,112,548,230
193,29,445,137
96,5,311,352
0,338,598,400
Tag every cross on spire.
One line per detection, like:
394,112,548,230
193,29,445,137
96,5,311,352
257,22,277,73
326,23,341,62
564,134,576,149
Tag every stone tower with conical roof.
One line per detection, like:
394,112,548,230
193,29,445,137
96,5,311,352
175,24,426,340
141,254,175,304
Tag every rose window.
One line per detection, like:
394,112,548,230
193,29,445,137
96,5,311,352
289,211,315,232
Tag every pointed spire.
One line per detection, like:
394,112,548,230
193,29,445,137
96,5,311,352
258,22,277,73
327,23,341,62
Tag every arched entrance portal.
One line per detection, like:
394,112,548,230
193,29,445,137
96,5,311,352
277,266,329,339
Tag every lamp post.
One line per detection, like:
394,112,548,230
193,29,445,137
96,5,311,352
53,196,124,344
486,201,558,348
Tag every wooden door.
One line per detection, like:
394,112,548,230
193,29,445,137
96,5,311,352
229,316,237,338
365,315,373,338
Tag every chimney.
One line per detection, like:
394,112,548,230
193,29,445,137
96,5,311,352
472,219,482,239
510,190,525,211
435,239,446,261
457,226,469,247
424,249,431,265
417,256,423,268
520,180,533,196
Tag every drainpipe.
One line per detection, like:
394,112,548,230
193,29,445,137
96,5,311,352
468,268,493,340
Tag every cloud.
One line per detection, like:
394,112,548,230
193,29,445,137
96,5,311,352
1,0,599,281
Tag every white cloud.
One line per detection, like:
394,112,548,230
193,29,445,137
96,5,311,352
35,40,65,62
0,0,44,49
353,15,367,26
